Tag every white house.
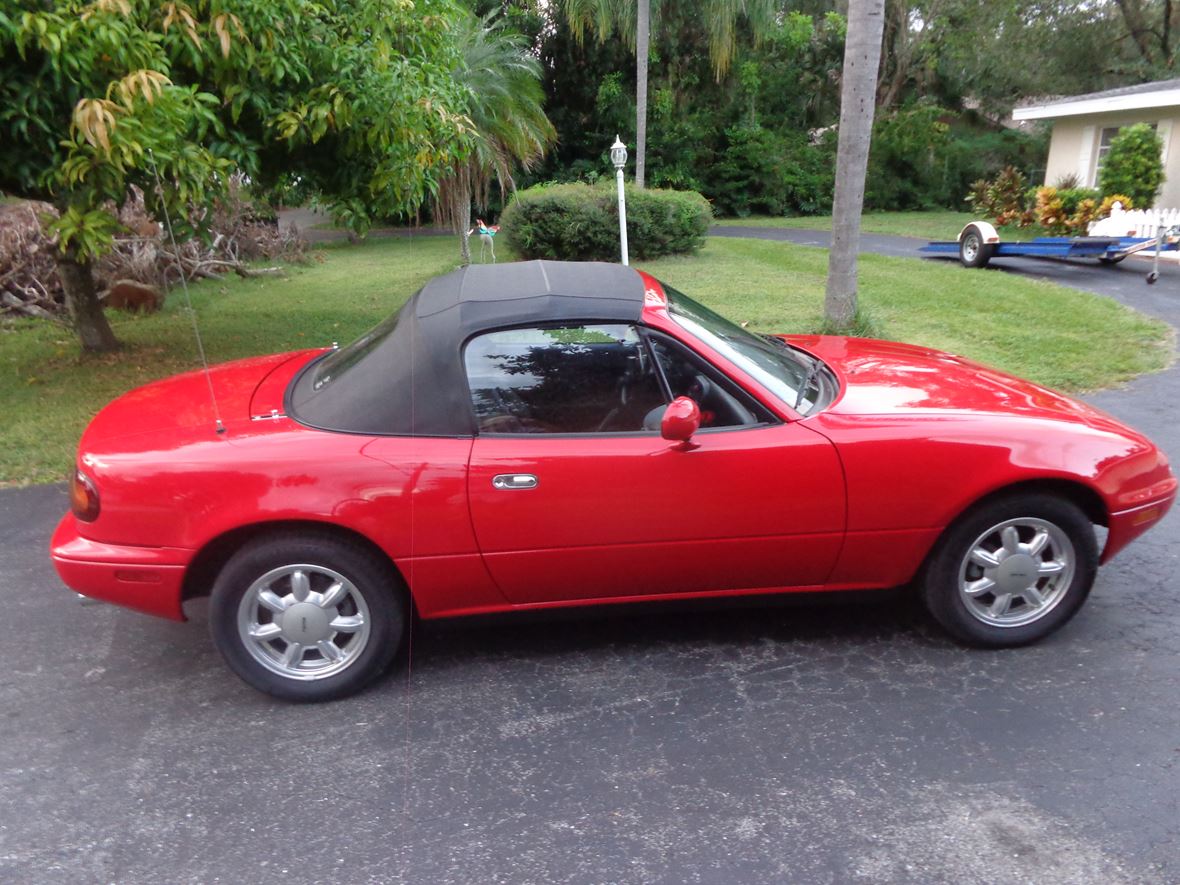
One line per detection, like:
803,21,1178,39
1013,79,1179,207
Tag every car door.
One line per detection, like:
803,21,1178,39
464,323,846,605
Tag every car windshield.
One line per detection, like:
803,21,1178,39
664,284,819,412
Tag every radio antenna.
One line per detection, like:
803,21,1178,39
147,149,225,434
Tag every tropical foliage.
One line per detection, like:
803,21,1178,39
968,165,1137,235
433,12,555,264
0,0,471,350
561,0,777,188
1099,123,1166,210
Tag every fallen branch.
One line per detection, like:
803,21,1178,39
1,291,57,319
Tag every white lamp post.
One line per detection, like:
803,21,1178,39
610,135,629,266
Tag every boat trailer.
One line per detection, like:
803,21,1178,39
921,221,1179,284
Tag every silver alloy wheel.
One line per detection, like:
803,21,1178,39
962,233,980,263
236,563,372,681
957,517,1076,627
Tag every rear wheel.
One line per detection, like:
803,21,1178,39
210,533,406,701
920,494,1097,647
959,224,994,268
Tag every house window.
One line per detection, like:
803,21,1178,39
1094,123,1157,184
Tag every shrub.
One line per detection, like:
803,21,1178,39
1099,124,1164,209
500,182,711,261
1034,186,1067,233
968,171,1106,234
711,126,833,217
1098,193,1134,217
1032,186,1099,235
1056,187,1101,216
867,105,1046,211
966,166,1027,225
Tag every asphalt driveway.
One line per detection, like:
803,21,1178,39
2,230,1178,884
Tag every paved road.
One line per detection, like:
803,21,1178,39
2,230,1178,884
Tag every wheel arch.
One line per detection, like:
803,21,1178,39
181,520,414,611
915,477,1108,581
958,220,999,244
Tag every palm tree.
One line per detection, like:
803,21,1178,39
824,0,886,330
435,13,556,264
564,0,775,188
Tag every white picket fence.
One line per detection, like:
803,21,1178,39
1089,204,1180,237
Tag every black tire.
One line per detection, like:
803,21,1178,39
1147,270,1160,285
1098,255,1125,265
920,494,1097,648
210,532,406,701
959,224,994,268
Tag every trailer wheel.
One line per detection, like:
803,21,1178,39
1098,255,1126,265
1147,270,1159,285
959,224,993,268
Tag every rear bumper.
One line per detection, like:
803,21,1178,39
50,515,191,621
1102,483,1177,564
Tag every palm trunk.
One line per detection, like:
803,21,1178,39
458,198,472,266
824,0,886,330
57,247,119,352
635,0,650,189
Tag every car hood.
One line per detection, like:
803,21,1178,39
80,350,322,445
786,335,1137,434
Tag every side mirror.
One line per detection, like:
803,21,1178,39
661,396,700,444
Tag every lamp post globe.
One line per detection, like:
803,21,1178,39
611,135,629,266
611,136,628,170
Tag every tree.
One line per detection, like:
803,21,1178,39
824,0,886,330
1114,0,1179,72
0,0,470,352
562,0,776,188
1100,123,1166,208
434,12,555,264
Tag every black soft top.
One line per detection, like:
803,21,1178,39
286,260,646,436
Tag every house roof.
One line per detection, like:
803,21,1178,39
1014,78,1180,121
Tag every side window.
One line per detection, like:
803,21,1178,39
465,324,665,434
647,333,772,429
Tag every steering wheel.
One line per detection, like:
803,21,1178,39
687,373,713,406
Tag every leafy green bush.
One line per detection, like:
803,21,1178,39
1100,124,1165,209
869,104,1048,211
968,171,1107,235
711,126,834,217
500,182,711,261
966,166,1028,226
1035,186,1101,234
1055,187,1101,215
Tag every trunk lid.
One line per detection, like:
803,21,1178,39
81,350,321,445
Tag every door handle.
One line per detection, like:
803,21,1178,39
492,473,538,490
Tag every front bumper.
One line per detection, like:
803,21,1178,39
1101,478,1177,564
50,515,191,621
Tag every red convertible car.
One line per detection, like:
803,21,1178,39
52,261,1175,700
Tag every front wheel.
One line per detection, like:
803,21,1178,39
210,533,406,701
920,494,1097,647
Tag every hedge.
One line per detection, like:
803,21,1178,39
500,182,711,261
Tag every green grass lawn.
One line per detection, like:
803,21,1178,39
715,210,1055,244
2,234,1171,486
715,210,978,241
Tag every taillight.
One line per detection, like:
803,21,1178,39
70,469,100,522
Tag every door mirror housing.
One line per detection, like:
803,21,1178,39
661,396,700,443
